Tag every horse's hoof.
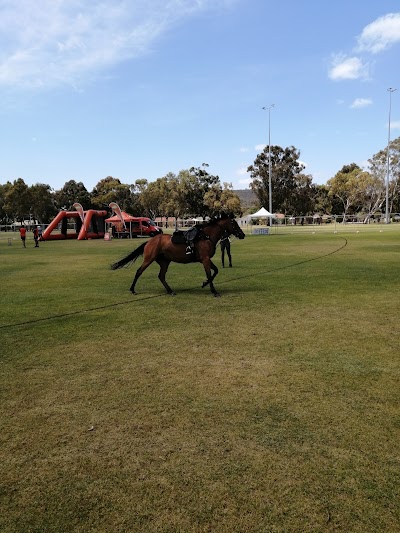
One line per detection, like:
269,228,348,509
130,290,137,295
168,291,176,296
229,265,232,268
201,281,207,288
213,293,221,298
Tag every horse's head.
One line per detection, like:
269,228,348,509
219,214,245,240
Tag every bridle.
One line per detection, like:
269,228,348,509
228,220,244,239
203,218,243,246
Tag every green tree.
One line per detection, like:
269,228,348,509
30,183,57,223
158,172,191,228
368,136,400,215
247,145,307,214
134,179,149,197
154,174,180,220
283,174,315,216
54,180,92,210
181,164,220,217
3,178,32,222
0,182,13,224
125,183,142,215
313,184,333,215
356,172,385,222
203,182,242,216
327,164,365,221
138,178,166,219
91,176,132,211
134,175,183,221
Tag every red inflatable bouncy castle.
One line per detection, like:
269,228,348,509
42,210,107,241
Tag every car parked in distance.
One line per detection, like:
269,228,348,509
131,218,163,237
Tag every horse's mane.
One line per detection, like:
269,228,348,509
199,213,231,229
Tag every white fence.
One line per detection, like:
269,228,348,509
238,213,400,236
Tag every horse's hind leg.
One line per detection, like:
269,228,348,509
130,255,155,294
156,258,175,295
129,267,143,294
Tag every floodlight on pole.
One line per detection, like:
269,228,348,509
262,104,275,223
386,88,396,224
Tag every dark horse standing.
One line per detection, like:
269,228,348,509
111,215,245,297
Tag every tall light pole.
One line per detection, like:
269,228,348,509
386,88,396,224
262,104,275,224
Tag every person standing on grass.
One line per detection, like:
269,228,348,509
220,230,232,268
19,225,27,248
33,226,39,248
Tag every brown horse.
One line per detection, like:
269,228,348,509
110,215,245,297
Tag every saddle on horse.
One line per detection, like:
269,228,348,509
171,225,204,254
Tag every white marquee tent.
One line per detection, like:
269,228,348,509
249,207,274,218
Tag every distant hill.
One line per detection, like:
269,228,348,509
233,189,258,210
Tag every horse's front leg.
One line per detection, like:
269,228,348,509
202,259,220,297
201,260,218,289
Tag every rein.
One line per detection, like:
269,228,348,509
203,219,241,246
202,224,226,246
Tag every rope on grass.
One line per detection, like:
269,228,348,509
0,293,165,330
216,236,348,286
0,237,347,330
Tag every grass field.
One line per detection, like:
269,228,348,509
1,229,399,532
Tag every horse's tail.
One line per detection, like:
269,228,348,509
110,242,147,270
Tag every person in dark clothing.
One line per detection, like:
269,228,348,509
33,226,40,247
220,230,232,267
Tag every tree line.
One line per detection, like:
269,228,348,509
248,136,400,221
0,165,241,225
1,137,399,225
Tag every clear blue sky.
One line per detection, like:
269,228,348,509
1,0,399,191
